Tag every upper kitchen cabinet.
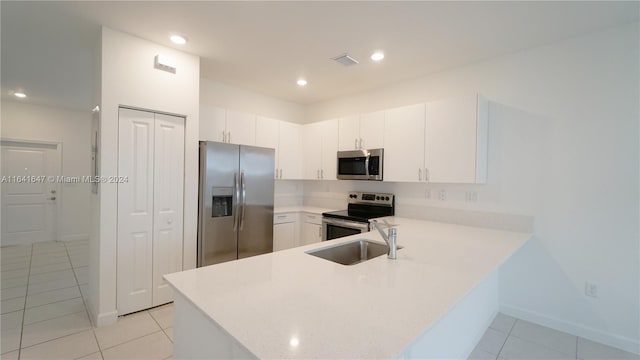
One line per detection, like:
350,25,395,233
337,111,385,151
200,106,227,142
425,94,488,184
256,117,302,180
384,104,426,182
338,115,360,150
277,121,302,180
359,110,385,150
302,119,338,180
226,110,256,146
199,106,256,146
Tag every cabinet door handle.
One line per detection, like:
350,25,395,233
275,168,278,179
228,131,231,143
355,138,358,149
321,169,324,179
425,168,429,182
359,138,363,149
279,169,283,179
418,168,422,181
222,131,226,142
277,215,287,219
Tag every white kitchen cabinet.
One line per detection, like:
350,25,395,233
300,213,322,246
384,104,426,182
337,111,385,151
256,117,301,180
425,94,488,184
117,108,184,315
277,121,301,179
338,115,360,151
200,106,227,142
302,122,323,180
359,110,385,150
320,119,339,180
200,106,256,145
226,110,256,146
273,212,299,251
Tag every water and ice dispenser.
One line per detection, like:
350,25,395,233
211,187,233,217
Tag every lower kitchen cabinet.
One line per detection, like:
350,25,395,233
300,213,322,246
273,213,299,251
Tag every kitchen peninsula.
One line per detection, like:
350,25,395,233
165,217,531,359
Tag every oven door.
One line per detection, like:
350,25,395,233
322,217,370,241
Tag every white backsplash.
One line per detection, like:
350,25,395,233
295,180,534,233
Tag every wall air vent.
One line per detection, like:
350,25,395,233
332,53,359,66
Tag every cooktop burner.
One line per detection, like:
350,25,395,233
322,192,395,223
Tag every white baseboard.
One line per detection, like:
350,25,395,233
60,234,90,242
94,309,118,327
500,304,640,355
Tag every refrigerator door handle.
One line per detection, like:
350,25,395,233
232,172,239,231
240,171,247,230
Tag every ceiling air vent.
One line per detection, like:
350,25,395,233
332,53,359,66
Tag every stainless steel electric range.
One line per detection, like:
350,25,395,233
321,192,395,241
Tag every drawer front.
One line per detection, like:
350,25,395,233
302,212,322,225
274,212,297,224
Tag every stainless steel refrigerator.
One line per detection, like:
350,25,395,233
197,141,275,267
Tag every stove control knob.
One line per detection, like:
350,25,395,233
385,196,390,201
376,196,380,200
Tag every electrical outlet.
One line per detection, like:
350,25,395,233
465,191,478,202
425,189,431,199
585,282,598,298
438,189,447,201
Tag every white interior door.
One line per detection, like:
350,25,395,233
152,113,185,306
117,108,155,315
1,141,60,245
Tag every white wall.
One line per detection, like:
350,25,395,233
1,100,91,242
90,27,199,326
200,78,305,124
305,23,640,352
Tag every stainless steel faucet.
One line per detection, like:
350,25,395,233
370,219,398,259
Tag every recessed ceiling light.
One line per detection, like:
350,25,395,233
371,52,385,61
170,35,187,45
296,79,307,86
14,92,26,98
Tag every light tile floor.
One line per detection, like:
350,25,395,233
469,313,640,360
1,240,174,360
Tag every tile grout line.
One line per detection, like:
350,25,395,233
149,308,174,344
99,329,168,352
17,243,34,359
25,294,83,310
507,332,578,358
64,240,105,360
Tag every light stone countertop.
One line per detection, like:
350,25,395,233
165,216,531,359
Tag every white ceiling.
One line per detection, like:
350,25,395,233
2,1,638,110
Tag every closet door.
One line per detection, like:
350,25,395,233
117,108,155,315
152,113,185,306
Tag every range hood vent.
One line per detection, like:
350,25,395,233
332,53,359,66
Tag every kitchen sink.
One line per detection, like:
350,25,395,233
306,239,402,266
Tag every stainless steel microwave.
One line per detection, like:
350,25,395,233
336,149,383,181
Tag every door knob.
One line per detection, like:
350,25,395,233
49,197,56,201
167,218,173,224
51,190,56,194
